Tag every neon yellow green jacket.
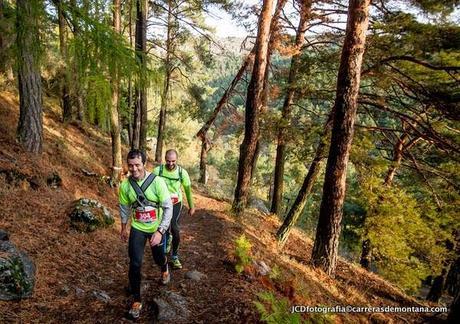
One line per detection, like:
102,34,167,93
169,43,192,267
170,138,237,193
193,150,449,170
119,172,172,233
153,165,194,209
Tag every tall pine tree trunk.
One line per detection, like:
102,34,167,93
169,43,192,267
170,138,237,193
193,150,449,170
132,0,147,150
271,0,311,215
155,0,173,162
16,0,43,154
109,0,122,184
232,0,274,214
311,0,370,275
55,0,72,122
199,138,211,184
276,115,332,246
69,0,85,122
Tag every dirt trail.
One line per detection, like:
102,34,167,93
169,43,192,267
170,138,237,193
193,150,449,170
136,193,260,323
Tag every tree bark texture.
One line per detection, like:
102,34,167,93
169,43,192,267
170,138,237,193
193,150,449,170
16,0,43,154
132,0,147,150
276,116,331,247
261,0,287,110
311,0,370,275
69,0,85,122
110,0,123,184
271,0,312,215
199,137,211,184
55,0,72,122
155,0,174,162
232,0,275,214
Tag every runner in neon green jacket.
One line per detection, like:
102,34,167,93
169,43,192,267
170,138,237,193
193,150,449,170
153,149,195,269
119,149,173,319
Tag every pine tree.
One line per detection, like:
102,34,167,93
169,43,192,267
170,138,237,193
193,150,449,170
232,0,275,214
16,0,43,154
311,0,371,275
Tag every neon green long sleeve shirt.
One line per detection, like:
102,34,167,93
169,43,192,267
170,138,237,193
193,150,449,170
153,165,194,209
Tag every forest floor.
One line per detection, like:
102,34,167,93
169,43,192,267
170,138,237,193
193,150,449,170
0,89,449,323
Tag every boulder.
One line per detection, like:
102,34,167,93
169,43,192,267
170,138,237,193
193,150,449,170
69,198,114,232
154,291,190,322
248,197,270,215
0,240,35,300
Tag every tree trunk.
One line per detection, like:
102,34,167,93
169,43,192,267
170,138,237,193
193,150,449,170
426,270,446,302
109,0,122,185
195,50,255,177
271,0,311,215
55,0,72,122
232,0,274,214
155,0,173,162
196,50,255,141
251,140,261,183
199,137,211,184
155,66,170,162
276,116,331,247
132,0,147,150
311,0,370,275
384,133,409,185
262,0,287,110
360,239,371,269
69,0,85,122
16,0,43,154
126,0,134,147
448,288,460,322
446,255,460,296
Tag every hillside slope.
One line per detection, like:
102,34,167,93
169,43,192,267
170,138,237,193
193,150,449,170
0,90,445,323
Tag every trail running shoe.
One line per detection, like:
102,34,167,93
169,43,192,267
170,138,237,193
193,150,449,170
129,302,142,319
171,256,182,269
161,269,170,285
166,234,172,254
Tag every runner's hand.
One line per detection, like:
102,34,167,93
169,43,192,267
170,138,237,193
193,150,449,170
188,207,196,217
150,231,163,246
120,228,128,242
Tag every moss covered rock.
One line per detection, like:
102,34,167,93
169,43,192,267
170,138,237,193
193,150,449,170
69,198,114,232
0,240,35,300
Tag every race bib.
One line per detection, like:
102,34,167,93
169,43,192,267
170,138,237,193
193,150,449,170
135,206,157,223
171,193,180,205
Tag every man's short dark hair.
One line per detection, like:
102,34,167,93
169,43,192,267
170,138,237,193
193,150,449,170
127,149,146,164
165,149,178,157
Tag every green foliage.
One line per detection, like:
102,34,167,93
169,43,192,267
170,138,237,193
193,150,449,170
234,234,251,274
85,75,111,130
269,264,281,281
254,291,302,324
358,175,447,294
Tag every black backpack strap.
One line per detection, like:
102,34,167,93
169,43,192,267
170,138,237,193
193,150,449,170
129,176,145,199
129,174,158,208
141,173,156,192
159,164,164,177
179,166,183,182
